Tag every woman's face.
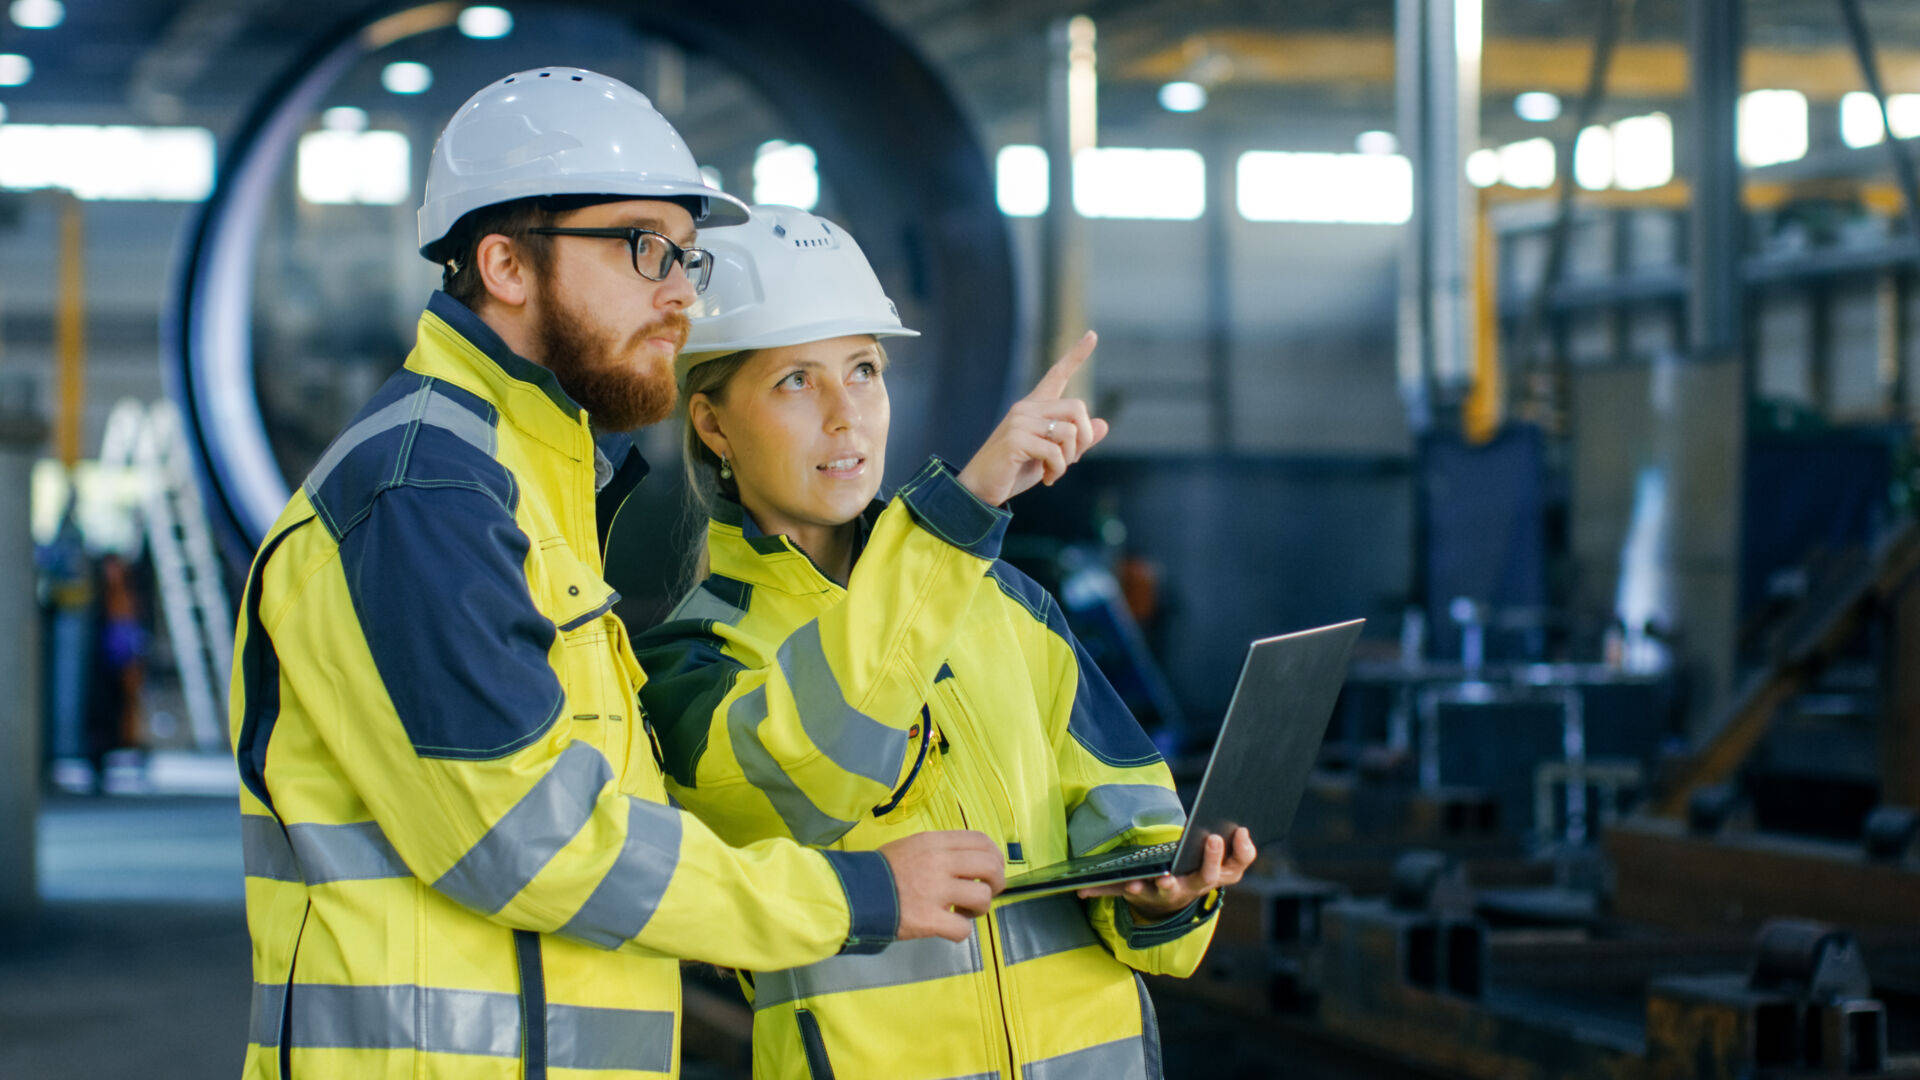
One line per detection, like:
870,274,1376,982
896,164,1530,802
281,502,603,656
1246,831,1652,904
695,335,890,533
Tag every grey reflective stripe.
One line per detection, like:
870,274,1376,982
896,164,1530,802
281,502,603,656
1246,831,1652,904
1023,1036,1149,1080
670,587,748,626
289,984,521,1055
728,684,859,847
754,928,983,1010
241,815,300,881
304,385,496,496
933,1074,999,1080
289,821,410,883
1067,784,1186,857
248,982,672,1067
548,1003,674,1072
433,741,612,915
244,816,411,884
1135,974,1164,1080
249,981,287,1046
995,894,1099,965
777,620,910,787
557,797,683,949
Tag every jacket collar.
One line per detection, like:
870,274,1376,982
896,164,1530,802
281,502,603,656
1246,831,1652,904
412,291,591,461
707,496,881,595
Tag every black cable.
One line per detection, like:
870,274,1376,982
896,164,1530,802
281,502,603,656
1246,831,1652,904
1514,0,1638,374
1837,0,1920,250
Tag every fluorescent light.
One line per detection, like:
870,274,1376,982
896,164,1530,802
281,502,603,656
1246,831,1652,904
1356,130,1399,156
753,140,819,211
1738,89,1808,167
1158,81,1207,113
1612,112,1673,189
1237,151,1411,224
321,106,368,133
1497,137,1555,189
381,61,433,95
1073,147,1205,219
1890,94,1920,140
298,130,410,205
0,124,215,200
1574,125,1613,190
1465,148,1500,188
996,144,1049,217
1515,91,1562,123
1842,91,1886,149
9,0,61,29
457,6,512,39
0,53,31,87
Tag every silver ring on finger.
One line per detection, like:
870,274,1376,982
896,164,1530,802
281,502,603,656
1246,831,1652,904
1045,419,1058,439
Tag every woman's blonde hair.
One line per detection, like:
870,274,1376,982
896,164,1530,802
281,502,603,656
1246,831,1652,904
677,350,755,590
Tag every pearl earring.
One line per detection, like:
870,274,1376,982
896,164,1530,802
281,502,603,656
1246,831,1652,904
719,455,733,481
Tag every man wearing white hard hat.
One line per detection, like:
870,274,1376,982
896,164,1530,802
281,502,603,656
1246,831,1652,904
227,69,1004,1080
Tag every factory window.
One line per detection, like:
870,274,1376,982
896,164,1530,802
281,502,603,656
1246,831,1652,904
996,144,1049,217
1738,89,1808,167
753,140,819,211
1073,147,1205,219
1497,138,1555,189
1236,151,1411,225
297,130,411,205
1574,126,1612,191
1610,112,1674,190
1840,91,1920,149
0,124,214,201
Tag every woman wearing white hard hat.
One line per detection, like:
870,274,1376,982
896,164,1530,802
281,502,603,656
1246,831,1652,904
633,205,1256,1080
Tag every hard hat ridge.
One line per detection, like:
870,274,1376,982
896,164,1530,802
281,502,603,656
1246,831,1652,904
678,204,919,376
418,66,747,261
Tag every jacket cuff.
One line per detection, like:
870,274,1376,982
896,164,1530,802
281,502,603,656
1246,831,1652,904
1115,889,1222,950
821,849,899,955
898,457,1011,561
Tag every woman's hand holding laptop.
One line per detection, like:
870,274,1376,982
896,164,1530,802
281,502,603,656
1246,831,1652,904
1076,827,1257,919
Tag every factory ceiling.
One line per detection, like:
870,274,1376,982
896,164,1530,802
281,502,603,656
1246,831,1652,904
1,0,1918,162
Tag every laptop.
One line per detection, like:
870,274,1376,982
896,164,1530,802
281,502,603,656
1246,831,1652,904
1000,618,1364,898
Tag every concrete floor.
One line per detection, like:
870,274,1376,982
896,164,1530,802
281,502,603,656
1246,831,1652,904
0,795,1412,1079
1,795,250,1079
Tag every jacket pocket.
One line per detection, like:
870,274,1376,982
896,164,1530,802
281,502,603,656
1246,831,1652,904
538,537,628,766
794,1008,836,1080
933,680,1024,863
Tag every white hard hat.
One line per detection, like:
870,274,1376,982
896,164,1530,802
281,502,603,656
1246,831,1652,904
678,204,919,373
418,66,748,260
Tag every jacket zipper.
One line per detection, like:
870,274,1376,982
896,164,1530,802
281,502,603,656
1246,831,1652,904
941,683,1023,864
955,799,1018,1078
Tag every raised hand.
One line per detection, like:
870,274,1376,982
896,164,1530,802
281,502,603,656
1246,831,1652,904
957,331,1110,507
877,830,1006,942
1075,827,1256,921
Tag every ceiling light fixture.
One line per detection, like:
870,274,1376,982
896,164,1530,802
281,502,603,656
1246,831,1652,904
381,61,432,95
457,6,512,39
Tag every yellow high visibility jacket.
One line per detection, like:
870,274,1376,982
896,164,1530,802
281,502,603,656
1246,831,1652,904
631,481,1220,1080
230,292,901,1080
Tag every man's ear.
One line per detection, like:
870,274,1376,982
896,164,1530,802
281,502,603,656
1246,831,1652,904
689,393,731,462
475,233,532,308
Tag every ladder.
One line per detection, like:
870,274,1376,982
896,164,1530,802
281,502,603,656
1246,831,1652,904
102,398,234,751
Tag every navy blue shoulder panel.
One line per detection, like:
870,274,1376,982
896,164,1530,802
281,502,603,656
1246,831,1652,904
986,561,1162,770
306,372,514,542
312,372,558,760
337,481,564,760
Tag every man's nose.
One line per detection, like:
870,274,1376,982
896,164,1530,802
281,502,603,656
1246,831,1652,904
654,260,697,310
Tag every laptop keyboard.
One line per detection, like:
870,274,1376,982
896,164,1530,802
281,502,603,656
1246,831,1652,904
1079,840,1179,874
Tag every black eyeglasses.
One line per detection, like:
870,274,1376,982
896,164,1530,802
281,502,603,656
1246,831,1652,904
527,226,715,292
